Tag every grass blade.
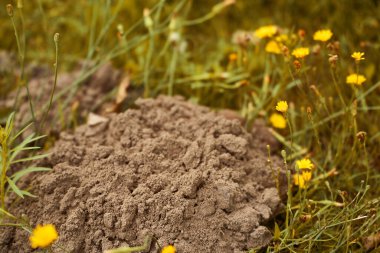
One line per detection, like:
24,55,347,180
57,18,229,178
10,153,50,165
20,190,37,198
10,122,33,144
12,167,51,183
6,177,24,199
0,207,16,219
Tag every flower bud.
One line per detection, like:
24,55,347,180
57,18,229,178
281,150,287,161
282,45,289,58
212,0,235,15
307,107,312,120
356,131,367,144
143,8,153,29
293,60,301,71
54,33,60,43
310,85,321,98
168,32,180,44
231,31,253,48
298,29,306,39
6,4,14,17
327,41,340,54
169,14,178,31
328,54,338,68
117,24,124,36
299,214,312,223
312,44,321,55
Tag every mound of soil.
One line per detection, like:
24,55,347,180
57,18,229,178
0,96,286,253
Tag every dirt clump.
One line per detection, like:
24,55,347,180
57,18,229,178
0,96,285,253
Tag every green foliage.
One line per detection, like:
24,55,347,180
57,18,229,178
0,112,50,219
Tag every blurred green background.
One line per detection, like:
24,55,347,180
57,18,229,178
1,0,380,68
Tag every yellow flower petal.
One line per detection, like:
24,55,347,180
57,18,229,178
296,158,314,170
313,29,333,42
254,25,278,39
293,173,306,189
275,34,289,43
292,47,310,59
265,40,282,54
29,224,59,249
229,53,238,62
346,74,366,86
275,101,288,113
269,113,286,129
351,52,365,61
302,171,312,181
161,245,176,253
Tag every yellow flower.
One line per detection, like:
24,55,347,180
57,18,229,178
254,25,278,39
346,74,366,86
351,52,365,62
275,34,289,43
296,158,314,170
275,101,288,113
294,159,314,189
229,53,238,62
313,29,333,42
292,47,310,58
302,171,312,181
293,171,312,189
29,224,59,249
269,113,286,129
293,173,306,189
161,245,176,253
265,40,282,54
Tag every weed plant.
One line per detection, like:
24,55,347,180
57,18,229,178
0,112,49,229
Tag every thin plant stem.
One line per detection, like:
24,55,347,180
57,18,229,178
18,6,37,130
362,141,370,185
282,150,292,234
182,1,234,26
39,33,60,133
168,46,179,96
285,114,294,153
267,145,280,197
143,28,155,97
329,67,346,107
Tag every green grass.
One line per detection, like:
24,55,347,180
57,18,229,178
1,0,380,252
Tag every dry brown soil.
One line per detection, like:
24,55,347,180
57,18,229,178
0,95,286,253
